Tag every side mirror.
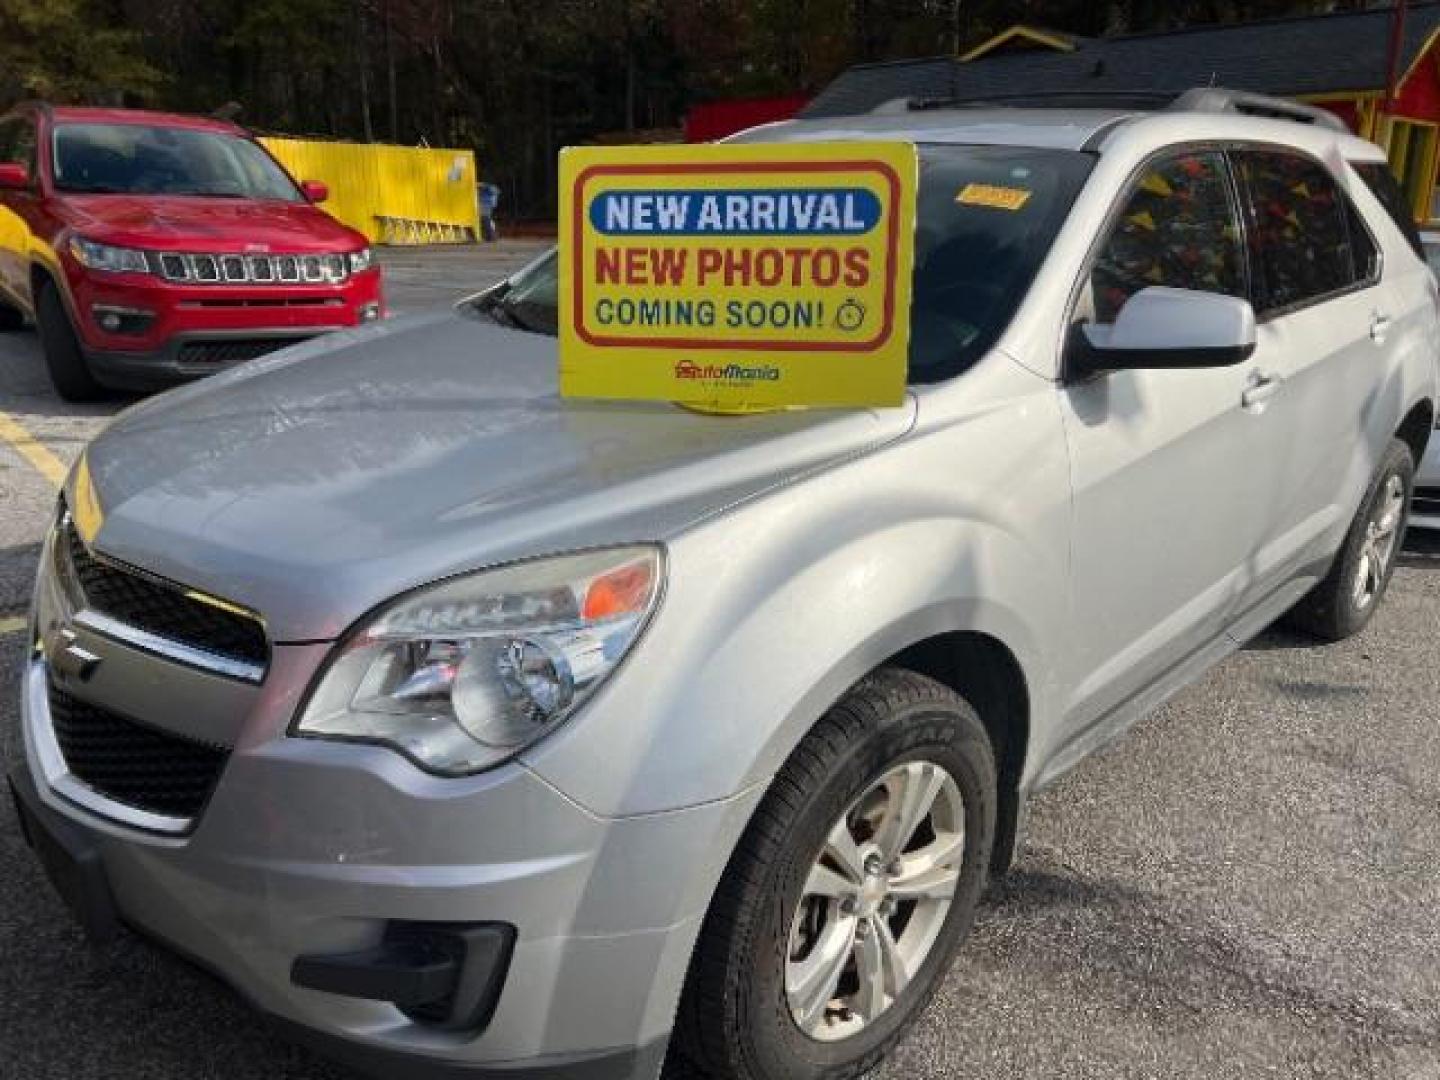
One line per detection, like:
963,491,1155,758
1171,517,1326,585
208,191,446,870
300,180,328,203
0,163,29,190
1073,286,1256,377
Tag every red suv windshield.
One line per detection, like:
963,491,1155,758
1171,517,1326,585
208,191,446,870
52,123,302,201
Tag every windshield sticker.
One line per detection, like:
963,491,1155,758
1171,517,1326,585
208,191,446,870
955,183,1032,211
558,141,918,411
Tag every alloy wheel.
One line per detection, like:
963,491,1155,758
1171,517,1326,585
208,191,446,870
1352,474,1405,610
784,760,965,1042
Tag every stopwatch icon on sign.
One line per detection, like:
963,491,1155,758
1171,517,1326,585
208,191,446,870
835,298,866,333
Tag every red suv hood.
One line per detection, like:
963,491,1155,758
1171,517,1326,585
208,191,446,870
58,194,365,253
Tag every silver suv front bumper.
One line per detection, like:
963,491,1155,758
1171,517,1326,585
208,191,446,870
15,644,756,1076
13,521,761,1077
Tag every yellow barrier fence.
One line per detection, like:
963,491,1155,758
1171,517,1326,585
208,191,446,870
260,137,480,245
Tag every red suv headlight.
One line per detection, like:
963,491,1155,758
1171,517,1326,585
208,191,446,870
68,236,150,275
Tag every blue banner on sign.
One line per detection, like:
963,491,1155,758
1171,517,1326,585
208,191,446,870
588,187,882,236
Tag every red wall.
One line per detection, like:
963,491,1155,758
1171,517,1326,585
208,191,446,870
1393,49,1440,121
1313,98,1363,132
1309,47,1440,137
684,96,810,142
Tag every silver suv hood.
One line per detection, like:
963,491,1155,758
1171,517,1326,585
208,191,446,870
78,310,916,641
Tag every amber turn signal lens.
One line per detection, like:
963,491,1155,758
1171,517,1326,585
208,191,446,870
582,560,655,621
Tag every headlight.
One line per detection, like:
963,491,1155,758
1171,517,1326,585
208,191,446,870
68,236,150,274
294,547,663,775
348,247,374,273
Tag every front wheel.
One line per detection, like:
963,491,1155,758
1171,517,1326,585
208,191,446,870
673,668,996,1079
0,298,24,330
1284,438,1414,642
36,280,107,402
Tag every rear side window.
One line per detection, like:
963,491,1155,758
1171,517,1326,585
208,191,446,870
1345,200,1381,283
0,117,36,177
1424,239,1440,274
1088,150,1245,324
1351,161,1425,258
1235,150,1367,315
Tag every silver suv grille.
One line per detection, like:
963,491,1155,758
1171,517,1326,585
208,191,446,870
55,510,269,683
46,677,229,821
150,251,349,286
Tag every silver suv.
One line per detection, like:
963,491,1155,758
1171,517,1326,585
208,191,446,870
9,92,1438,1080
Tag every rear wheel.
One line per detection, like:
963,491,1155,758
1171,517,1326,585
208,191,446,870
36,280,106,402
672,668,996,1079
1284,438,1413,642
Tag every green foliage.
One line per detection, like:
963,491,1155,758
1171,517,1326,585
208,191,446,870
0,0,1353,214
0,0,159,103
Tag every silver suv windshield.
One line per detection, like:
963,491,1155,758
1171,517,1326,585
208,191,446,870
474,143,1093,383
52,123,302,201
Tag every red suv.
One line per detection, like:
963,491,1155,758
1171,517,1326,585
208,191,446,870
0,104,384,400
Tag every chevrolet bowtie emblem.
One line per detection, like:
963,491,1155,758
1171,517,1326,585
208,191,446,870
51,627,101,683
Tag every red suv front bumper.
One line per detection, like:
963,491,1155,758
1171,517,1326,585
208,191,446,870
62,260,384,390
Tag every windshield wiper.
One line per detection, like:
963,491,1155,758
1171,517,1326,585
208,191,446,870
486,297,532,331
56,184,128,195
476,286,536,332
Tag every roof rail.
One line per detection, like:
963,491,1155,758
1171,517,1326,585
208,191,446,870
872,86,1352,133
1,100,53,119
1168,88,1349,133
897,90,1172,113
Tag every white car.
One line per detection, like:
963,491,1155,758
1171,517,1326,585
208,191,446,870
9,90,1438,1080
1418,233,1440,528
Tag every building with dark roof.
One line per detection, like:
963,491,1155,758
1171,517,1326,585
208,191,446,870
803,4,1440,222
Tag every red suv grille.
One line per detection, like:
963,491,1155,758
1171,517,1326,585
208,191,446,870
152,251,349,285
177,338,303,367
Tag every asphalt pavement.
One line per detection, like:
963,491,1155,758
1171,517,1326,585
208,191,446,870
1,243,1438,1080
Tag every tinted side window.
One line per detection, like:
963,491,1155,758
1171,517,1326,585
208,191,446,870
1351,161,1425,258
0,118,37,181
13,123,36,174
1424,240,1440,275
1237,150,1357,314
1090,150,1245,324
1345,198,1381,283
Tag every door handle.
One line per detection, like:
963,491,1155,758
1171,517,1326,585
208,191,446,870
1241,373,1281,410
1370,312,1393,343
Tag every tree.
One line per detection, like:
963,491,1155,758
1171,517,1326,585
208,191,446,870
0,0,159,103
0,0,1355,218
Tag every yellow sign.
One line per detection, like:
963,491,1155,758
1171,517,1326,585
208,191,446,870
558,142,918,411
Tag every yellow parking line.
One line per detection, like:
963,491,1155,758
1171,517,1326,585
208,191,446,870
0,615,27,637
0,409,67,489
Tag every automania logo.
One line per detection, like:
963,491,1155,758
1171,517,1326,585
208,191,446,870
674,359,781,382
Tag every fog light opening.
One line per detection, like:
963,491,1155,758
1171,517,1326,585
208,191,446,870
291,921,514,1033
91,304,156,336
358,301,382,323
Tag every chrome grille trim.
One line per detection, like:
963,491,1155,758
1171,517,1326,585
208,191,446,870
74,609,267,684
151,251,350,286
54,510,270,684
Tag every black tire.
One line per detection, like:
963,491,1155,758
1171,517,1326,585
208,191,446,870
0,299,23,330
672,668,996,1080
36,280,106,402
1284,437,1414,642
